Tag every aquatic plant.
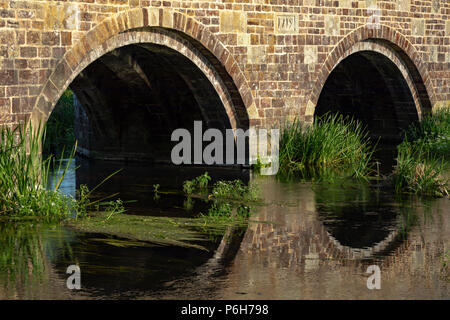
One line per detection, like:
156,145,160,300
181,174,260,222
183,179,196,195
66,212,247,251
391,140,448,197
0,122,76,219
278,113,375,181
404,107,450,161
211,179,259,202
104,199,125,221
0,120,123,219
204,179,259,222
207,202,233,217
182,172,211,195
391,108,449,197
196,172,211,190
153,183,161,201
183,196,194,211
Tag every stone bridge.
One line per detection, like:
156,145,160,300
0,0,448,162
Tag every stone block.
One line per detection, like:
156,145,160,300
275,14,299,34
304,46,318,65
411,19,424,36
219,11,246,33
365,0,378,8
325,16,340,36
247,46,266,64
397,0,410,12
340,0,352,7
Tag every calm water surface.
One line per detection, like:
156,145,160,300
0,158,449,299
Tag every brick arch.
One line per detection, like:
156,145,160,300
306,25,434,120
31,8,254,130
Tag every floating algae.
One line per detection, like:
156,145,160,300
65,212,248,251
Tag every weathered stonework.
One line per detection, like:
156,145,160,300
412,19,425,37
0,0,447,148
275,13,299,34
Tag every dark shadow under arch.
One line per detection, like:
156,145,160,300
315,50,419,142
44,28,250,164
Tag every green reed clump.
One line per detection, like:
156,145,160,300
211,179,260,202
278,113,375,180
391,108,449,197
43,89,75,158
206,179,259,222
183,172,211,195
0,122,76,219
181,174,260,221
404,108,450,161
392,140,448,197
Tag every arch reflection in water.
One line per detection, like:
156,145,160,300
214,177,450,300
2,173,449,299
16,160,249,298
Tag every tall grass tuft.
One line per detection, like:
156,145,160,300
278,113,375,180
392,108,449,197
404,107,450,161
0,122,76,219
392,141,448,197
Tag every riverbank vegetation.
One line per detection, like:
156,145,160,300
0,118,257,249
0,121,123,220
277,109,448,197
278,113,375,181
0,123,76,219
391,108,449,197
183,173,260,219
67,174,261,249
66,212,247,250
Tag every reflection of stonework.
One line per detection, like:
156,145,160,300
239,204,403,265
219,189,450,299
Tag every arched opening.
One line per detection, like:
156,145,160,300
315,50,421,168
43,30,251,216
42,28,250,165
70,42,238,162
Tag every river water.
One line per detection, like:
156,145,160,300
0,157,449,299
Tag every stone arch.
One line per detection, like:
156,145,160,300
306,25,434,121
31,8,254,131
